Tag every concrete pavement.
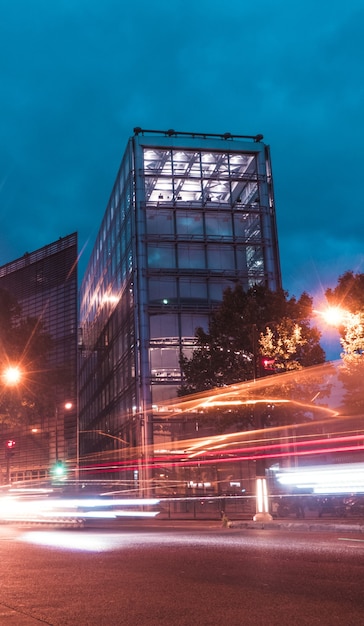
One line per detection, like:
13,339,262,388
231,518,364,533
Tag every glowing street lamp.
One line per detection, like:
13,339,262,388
1,366,22,484
2,365,22,386
55,401,73,462
314,303,364,375
4,439,16,484
317,306,352,327
315,306,354,355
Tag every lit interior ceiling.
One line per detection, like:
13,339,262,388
143,149,257,205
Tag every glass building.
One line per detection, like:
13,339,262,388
79,129,281,486
0,233,78,482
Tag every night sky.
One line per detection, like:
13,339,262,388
1,1,363,353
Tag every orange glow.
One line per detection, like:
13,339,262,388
2,365,22,385
200,398,290,408
315,306,351,327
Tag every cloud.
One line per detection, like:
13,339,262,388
0,0,363,297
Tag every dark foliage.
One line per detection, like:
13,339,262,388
179,284,325,395
326,271,364,415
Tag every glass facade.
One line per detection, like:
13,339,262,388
0,234,78,481
79,130,281,484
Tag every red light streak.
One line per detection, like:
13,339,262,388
183,432,364,459
176,443,364,467
80,434,364,474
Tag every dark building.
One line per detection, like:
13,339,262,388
78,129,282,489
0,233,78,483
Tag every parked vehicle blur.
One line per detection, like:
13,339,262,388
343,496,364,516
272,496,305,519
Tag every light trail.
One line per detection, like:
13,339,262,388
79,431,364,474
0,493,160,524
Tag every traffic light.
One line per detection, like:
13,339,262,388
51,460,67,478
5,439,16,458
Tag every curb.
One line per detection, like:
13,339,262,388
232,520,364,533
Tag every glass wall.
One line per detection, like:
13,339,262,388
140,144,278,408
79,142,138,465
0,234,78,476
78,131,281,484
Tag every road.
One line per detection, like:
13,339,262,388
0,521,364,625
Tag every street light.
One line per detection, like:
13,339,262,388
4,439,16,483
246,324,274,522
245,399,273,523
55,401,73,462
2,365,22,386
315,306,361,360
1,365,22,484
315,306,352,327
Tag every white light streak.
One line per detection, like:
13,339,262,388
275,463,364,494
0,495,160,523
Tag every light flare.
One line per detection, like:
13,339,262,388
275,462,364,494
0,495,160,523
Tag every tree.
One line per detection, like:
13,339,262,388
177,284,329,435
339,312,364,414
326,272,364,415
179,284,325,395
0,287,54,427
326,271,364,312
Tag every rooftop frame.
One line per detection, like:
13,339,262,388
133,127,264,143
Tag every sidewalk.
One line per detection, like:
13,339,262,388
158,509,364,533
231,518,364,533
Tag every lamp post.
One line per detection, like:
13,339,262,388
246,325,273,522
1,366,22,484
250,316,314,521
54,401,73,463
5,439,16,483
248,399,273,523
225,320,273,522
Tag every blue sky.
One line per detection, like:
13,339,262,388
1,0,363,332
